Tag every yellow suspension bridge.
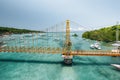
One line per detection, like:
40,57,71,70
0,20,120,64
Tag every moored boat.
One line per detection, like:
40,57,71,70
90,42,101,50
112,22,120,53
54,38,60,41
111,41,120,53
111,64,120,69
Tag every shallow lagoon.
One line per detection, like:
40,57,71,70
0,33,120,80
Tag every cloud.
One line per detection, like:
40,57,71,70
70,27,87,31
0,0,120,30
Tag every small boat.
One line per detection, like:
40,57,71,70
39,33,46,37
24,34,33,37
90,42,101,50
62,54,73,64
94,43,101,49
112,22,120,53
90,44,95,49
0,41,6,45
1,44,7,48
111,42,120,53
3,35,9,37
10,37,15,40
111,64,120,69
54,38,60,41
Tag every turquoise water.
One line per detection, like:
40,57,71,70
0,33,120,80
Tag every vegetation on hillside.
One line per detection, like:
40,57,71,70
0,26,44,34
82,25,120,42
72,33,78,37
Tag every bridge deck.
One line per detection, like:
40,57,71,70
0,47,120,56
0,47,62,53
70,51,120,56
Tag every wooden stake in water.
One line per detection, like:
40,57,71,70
116,21,119,42
32,33,34,48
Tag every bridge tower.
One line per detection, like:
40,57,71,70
62,20,73,64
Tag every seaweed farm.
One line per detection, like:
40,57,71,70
1,0,120,80
0,30,120,80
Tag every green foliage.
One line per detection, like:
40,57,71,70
82,25,120,42
72,33,78,37
0,26,44,34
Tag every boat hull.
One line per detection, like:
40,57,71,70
111,64,120,69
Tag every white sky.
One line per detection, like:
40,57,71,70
0,0,120,31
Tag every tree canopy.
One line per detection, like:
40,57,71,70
0,26,44,34
82,25,120,42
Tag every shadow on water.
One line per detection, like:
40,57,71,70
0,59,63,65
72,62,117,66
111,68,120,72
0,59,120,66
